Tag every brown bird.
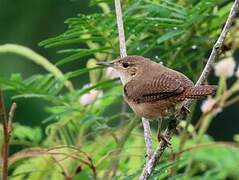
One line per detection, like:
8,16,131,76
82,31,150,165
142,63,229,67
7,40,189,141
98,56,216,144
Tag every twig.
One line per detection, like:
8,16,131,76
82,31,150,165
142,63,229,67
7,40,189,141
114,0,153,162
51,156,72,180
196,2,239,87
142,118,153,160
174,141,239,158
0,88,17,180
139,1,239,179
8,103,17,135
114,0,127,58
139,119,178,180
0,89,8,180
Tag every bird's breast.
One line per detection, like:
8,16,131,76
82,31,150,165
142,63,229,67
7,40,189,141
125,97,182,120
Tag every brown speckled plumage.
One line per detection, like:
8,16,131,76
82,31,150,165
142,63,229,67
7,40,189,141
120,56,216,119
98,56,216,119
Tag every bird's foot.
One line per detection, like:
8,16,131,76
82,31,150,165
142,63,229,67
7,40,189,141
182,106,191,114
157,133,171,147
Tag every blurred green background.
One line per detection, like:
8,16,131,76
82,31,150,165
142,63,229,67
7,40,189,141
0,0,97,127
0,0,238,141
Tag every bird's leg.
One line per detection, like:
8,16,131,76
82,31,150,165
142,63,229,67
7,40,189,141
182,106,191,114
157,119,171,146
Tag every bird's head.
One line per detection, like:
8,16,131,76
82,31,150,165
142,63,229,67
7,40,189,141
97,56,156,85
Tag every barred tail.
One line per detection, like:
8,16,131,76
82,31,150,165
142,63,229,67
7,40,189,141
177,85,217,100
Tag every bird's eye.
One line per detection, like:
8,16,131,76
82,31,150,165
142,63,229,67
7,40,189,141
122,62,129,68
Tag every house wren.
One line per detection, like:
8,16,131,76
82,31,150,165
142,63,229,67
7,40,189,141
98,56,216,144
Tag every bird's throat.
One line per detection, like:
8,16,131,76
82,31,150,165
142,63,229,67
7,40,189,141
119,72,131,85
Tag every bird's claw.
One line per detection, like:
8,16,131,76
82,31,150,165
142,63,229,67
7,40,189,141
157,134,171,147
182,106,191,114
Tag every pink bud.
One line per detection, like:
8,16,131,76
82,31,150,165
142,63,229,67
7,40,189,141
80,89,103,106
201,98,221,115
214,57,236,78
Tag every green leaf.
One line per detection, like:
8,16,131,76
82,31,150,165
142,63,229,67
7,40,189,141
157,30,184,45
56,47,111,66
13,123,42,144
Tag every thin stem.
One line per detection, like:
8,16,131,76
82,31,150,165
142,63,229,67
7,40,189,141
0,89,8,180
195,1,239,86
8,103,17,134
139,119,177,180
139,1,239,179
0,88,17,180
176,141,239,158
114,0,127,58
178,101,197,151
224,95,239,107
114,0,153,164
142,118,153,160
51,156,72,180
197,114,214,141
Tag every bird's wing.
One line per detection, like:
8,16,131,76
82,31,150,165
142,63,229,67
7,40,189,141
124,72,185,103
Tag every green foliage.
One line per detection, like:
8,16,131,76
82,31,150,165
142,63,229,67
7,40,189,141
12,123,42,145
40,0,230,79
0,0,239,179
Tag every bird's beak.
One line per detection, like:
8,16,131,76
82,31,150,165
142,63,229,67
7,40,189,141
97,61,114,67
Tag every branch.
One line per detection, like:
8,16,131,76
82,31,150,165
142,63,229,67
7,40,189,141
139,119,177,180
114,0,127,58
139,1,239,179
8,103,17,135
1,88,17,180
142,118,153,160
196,1,239,87
114,0,154,160
0,88,8,180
